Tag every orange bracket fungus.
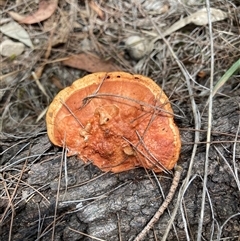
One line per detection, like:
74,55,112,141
46,72,181,173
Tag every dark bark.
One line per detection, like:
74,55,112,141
1,97,239,241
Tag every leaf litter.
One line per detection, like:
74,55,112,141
62,53,120,72
8,0,58,24
0,21,33,48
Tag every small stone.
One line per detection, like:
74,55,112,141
0,39,25,57
125,35,149,60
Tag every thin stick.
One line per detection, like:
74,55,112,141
68,227,106,241
83,93,179,118
51,143,66,240
197,1,214,240
82,73,108,107
60,99,84,128
133,166,183,241
147,13,201,241
117,212,122,241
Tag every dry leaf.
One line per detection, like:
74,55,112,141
8,0,58,24
0,21,33,48
62,53,119,73
151,7,228,41
0,39,25,57
189,8,228,26
162,8,228,38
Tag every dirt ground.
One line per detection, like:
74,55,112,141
1,1,240,241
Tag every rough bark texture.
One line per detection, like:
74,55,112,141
1,97,239,241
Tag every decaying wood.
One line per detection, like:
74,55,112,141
1,97,239,241
133,166,183,241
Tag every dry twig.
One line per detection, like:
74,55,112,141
133,165,183,241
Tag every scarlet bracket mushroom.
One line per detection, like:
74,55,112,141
46,72,181,173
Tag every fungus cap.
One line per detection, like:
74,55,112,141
46,72,181,173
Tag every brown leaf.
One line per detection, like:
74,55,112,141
8,0,58,24
62,53,119,73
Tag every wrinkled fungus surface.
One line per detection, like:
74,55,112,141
46,72,181,173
